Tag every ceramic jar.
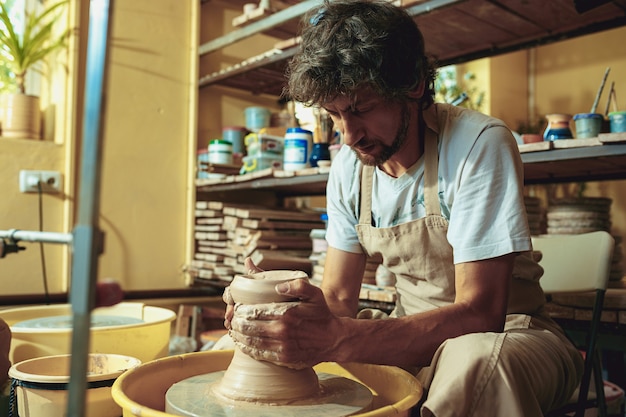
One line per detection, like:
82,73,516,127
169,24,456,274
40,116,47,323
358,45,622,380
543,114,573,141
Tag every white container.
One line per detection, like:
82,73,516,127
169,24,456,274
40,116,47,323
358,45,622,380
9,353,141,417
208,139,233,165
283,127,313,171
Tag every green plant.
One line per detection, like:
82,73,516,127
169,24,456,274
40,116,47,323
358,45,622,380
435,67,485,111
0,0,69,94
516,118,545,135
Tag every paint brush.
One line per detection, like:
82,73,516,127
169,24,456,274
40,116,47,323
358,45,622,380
591,67,610,114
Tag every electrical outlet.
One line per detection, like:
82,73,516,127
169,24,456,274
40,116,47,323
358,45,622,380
19,170,62,193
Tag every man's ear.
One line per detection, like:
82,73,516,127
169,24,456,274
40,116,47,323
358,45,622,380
407,80,425,100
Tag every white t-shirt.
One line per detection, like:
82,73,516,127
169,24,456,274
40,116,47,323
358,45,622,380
325,103,531,264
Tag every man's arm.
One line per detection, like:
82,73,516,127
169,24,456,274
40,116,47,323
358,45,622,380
320,246,367,318
334,253,515,367
229,253,515,369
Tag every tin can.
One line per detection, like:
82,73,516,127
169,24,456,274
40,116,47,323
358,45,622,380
208,139,233,165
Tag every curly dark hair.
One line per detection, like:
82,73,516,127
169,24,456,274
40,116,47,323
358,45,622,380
285,0,437,108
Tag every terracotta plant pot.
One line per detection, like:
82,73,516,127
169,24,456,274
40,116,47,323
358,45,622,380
522,133,543,144
0,93,42,139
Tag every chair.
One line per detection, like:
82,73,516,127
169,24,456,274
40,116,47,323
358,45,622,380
532,231,615,417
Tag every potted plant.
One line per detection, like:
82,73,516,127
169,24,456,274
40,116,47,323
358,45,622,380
0,0,69,139
516,118,545,144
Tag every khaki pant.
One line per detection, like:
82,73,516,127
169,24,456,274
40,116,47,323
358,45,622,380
415,314,583,417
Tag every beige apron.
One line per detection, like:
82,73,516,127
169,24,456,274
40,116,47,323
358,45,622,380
354,114,583,417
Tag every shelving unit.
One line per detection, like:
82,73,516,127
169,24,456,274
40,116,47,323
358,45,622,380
195,140,626,198
195,0,626,393
199,0,626,97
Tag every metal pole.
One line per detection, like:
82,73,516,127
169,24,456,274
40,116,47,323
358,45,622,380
66,0,113,416
0,229,72,244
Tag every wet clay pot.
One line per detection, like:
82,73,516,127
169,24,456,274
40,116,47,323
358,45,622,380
213,270,321,404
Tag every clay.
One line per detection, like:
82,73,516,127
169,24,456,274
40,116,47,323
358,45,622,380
212,270,321,404
165,270,375,416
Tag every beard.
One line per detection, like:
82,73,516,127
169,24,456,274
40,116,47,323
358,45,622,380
352,103,411,167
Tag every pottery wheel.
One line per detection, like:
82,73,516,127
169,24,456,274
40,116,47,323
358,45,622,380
165,371,373,417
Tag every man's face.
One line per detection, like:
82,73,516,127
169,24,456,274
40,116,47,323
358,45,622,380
322,91,410,166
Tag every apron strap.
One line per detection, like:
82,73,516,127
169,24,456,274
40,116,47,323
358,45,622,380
359,165,374,226
423,122,441,217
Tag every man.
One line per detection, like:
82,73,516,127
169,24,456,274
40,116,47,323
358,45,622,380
225,1,583,415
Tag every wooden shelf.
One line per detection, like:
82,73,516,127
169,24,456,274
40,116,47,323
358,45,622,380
522,142,626,185
196,140,626,196
197,171,329,196
199,0,626,96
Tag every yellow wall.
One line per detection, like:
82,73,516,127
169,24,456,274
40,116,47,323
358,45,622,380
2,3,625,299
0,140,67,294
0,0,197,297
198,3,282,150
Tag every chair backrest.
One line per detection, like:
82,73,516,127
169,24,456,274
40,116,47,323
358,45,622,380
532,231,614,294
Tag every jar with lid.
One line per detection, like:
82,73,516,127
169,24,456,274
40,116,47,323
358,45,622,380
208,139,233,165
283,127,313,171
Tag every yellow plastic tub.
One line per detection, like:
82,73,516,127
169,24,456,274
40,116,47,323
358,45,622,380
112,350,423,417
9,353,141,417
1,302,176,364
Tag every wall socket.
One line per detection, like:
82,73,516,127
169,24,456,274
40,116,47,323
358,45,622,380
19,170,62,193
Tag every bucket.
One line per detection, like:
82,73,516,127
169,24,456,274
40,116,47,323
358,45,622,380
573,113,603,139
222,126,247,154
608,111,626,133
111,350,423,417
244,107,271,132
0,302,176,364
9,353,140,417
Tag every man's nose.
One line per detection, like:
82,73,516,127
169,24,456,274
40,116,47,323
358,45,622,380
339,115,363,146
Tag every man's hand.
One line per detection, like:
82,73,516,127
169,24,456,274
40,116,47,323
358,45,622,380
228,275,344,368
223,257,264,330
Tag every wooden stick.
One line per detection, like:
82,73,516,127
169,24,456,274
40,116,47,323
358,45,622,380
591,67,610,113
604,81,615,116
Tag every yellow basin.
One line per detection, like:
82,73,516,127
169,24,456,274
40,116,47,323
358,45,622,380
1,302,176,364
111,350,423,417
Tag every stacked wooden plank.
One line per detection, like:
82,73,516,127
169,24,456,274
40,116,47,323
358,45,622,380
188,201,325,286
